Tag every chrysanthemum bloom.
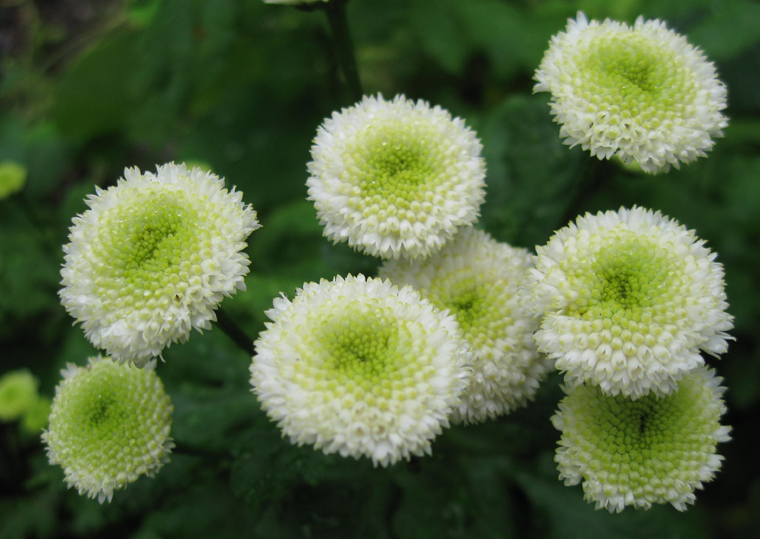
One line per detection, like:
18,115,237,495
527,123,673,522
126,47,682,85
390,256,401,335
552,366,730,512
534,12,728,173
42,356,174,503
251,274,471,466
59,163,261,366
380,227,552,424
527,207,732,398
0,369,38,421
307,94,486,260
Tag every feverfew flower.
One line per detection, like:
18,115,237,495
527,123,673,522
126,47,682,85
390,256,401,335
527,207,732,398
0,370,38,421
534,12,728,173
552,367,731,512
59,163,261,367
380,227,551,424
307,94,486,260
42,356,174,503
251,274,471,466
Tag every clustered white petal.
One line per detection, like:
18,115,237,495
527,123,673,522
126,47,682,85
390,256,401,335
250,274,471,466
59,163,261,367
534,12,728,173
380,226,552,424
552,366,731,513
42,356,174,503
527,206,732,398
307,94,486,260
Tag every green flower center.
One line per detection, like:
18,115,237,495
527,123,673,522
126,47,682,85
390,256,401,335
91,189,216,318
107,192,199,280
296,300,437,404
351,123,444,211
319,306,407,382
425,273,510,356
55,362,157,454
580,32,697,117
566,232,677,323
569,373,722,490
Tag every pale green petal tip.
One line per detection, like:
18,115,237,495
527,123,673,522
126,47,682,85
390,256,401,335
43,356,174,503
553,366,730,512
0,369,39,421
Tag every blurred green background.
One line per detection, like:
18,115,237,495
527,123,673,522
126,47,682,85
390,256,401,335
1,0,758,537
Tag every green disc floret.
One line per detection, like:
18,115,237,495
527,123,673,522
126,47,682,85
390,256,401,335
99,191,201,285
566,233,677,321
353,124,444,211
317,305,405,384
581,32,696,117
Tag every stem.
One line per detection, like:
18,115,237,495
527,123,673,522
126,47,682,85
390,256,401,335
215,308,255,357
325,0,363,102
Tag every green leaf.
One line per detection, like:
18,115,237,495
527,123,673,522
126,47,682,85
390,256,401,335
513,453,712,539
51,32,143,141
478,95,586,248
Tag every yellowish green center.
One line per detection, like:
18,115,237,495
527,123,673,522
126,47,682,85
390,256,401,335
567,373,721,490
296,300,436,405
52,362,163,460
566,233,677,324
580,32,697,117
91,190,214,316
350,123,445,211
425,273,509,356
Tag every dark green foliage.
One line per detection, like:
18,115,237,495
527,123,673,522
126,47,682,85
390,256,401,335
1,1,758,538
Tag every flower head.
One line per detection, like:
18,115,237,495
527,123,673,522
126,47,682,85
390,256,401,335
251,274,471,466
552,367,731,512
0,369,38,421
534,12,728,173
42,356,174,503
59,163,261,367
380,227,551,424
527,207,732,398
307,94,486,260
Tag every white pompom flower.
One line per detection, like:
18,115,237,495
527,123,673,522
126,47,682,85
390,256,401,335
307,94,486,260
552,366,731,513
59,163,261,367
380,227,552,424
527,207,732,398
42,356,174,504
251,274,471,467
534,12,728,174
